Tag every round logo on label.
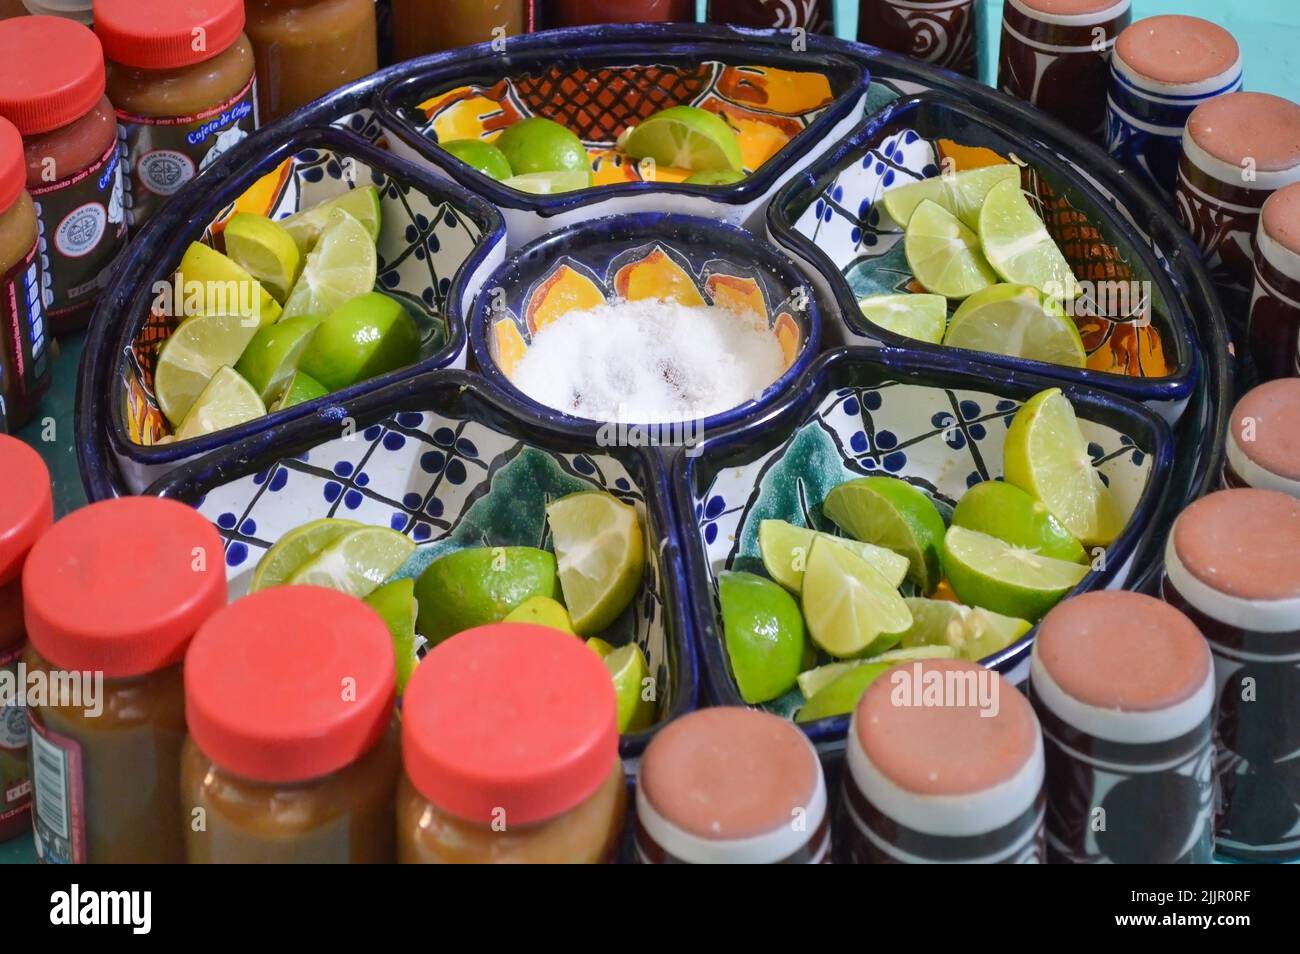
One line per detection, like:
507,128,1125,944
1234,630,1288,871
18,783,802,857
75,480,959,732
55,203,108,259
0,704,27,751
137,149,196,197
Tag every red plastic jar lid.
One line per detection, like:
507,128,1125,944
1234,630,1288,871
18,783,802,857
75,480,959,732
402,623,619,827
185,586,396,784
0,117,25,215
22,496,227,678
94,0,245,71
0,17,106,136
0,436,53,587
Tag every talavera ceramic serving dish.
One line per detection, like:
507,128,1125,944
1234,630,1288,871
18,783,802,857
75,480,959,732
673,346,1173,750
376,25,872,245
144,370,697,760
768,92,1199,424
469,211,820,440
79,121,505,497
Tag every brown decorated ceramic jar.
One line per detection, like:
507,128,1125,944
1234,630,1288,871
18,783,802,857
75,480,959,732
858,0,979,78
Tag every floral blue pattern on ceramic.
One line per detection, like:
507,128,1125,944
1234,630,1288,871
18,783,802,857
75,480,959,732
96,125,506,494
376,24,871,245
470,211,820,440
673,346,1173,747
768,92,1199,424
144,370,697,758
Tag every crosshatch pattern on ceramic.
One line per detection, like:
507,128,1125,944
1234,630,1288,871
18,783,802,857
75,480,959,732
177,403,679,739
678,348,1171,743
117,134,487,450
771,92,1198,416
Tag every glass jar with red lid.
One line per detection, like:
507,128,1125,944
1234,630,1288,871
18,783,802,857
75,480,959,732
0,435,52,842
0,116,49,434
399,623,626,863
22,496,228,863
93,0,259,230
182,585,401,863
0,16,127,335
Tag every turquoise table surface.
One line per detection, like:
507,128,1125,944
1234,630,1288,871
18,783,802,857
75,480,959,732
3,0,1294,866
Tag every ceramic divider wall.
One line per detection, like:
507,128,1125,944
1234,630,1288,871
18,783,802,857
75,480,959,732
375,24,872,247
144,369,697,761
672,346,1174,752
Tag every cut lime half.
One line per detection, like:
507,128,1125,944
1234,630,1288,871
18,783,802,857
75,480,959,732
758,519,909,594
622,105,743,173
942,525,1089,621
905,199,998,299
546,491,645,636
174,366,266,440
281,209,378,321
881,163,1021,229
943,283,1086,368
801,537,912,658
285,525,416,599
823,476,947,593
249,517,363,593
978,177,1079,300
857,293,947,344
280,186,382,254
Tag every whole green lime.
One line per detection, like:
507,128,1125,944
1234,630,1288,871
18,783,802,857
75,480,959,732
440,139,513,181
414,546,560,644
718,571,806,704
298,292,420,391
495,117,590,176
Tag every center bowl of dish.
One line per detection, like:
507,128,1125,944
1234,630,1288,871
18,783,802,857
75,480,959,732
469,212,821,442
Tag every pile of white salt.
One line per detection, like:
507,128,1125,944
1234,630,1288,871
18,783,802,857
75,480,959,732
510,298,787,422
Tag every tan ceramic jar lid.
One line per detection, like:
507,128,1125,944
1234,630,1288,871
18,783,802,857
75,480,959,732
1188,92,1300,172
1173,489,1300,601
1116,15,1239,85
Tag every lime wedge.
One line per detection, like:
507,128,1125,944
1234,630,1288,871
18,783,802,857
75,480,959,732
175,241,282,325
223,213,302,303
546,491,644,636
795,661,892,724
882,163,1021,230
718,570,806,704
249,517,363,593
285,525,416,599
586,637,615,659
280,186,382,254
795,646,954,700
503,595,575,634
605,643,656,733
978,178,1079,299
501,170,593,194
943,283,1086,368
495,118,589,176
363,578,418,693
758,519,909,594
801,537,912,658
823,476,947,593
298,292,420,392
439,139,513,181
273,370,329,411
905,199,998,299
857,293,948,343
414,546,559,645
155,312,263,426
622,105,743,172
898,597,1032,662
174,366,266,440
951,479,1085,563
234,315,321,405
942,525,1088,621
683,169,746,186
1003,388,1124,547
281,209,378,320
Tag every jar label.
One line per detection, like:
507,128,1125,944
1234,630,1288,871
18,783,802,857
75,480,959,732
28,717,86,864
0,238,50,433
30,138,128,321
0,651,30,826
116,73,259,231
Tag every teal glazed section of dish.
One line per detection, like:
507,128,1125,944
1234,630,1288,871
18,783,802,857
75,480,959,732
144,370,697,759
673,346,1174,744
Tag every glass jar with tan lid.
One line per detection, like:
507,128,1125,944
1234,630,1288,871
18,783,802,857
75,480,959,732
0,117,49,433
0,16,127,335
182,585,400,863
399,623,626,863
0,435,52,842
21,496,227,863
245,0,378,124
390,0,530,59
94,0,259,230
636,707,829,863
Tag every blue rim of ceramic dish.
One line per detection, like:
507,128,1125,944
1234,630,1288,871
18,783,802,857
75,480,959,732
142,367,699,761
375,24,870,216
768,90,1200,411
73,118,504,496
468,210,823,438
671,345,1175,750
816,38,1233,593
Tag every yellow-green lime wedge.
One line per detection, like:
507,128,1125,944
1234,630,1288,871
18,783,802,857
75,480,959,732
413,546,559,645
943,282,1086,368
904,199,998,299
155,312,263,426
285,525,416,599
440,139,513,181
801,536,912,658
176,241,282,325
234,314,321,405
281,208,378,320
504,595,575,634
758,519,909,594
882,163,1021,229
223,213,302,303
280,186,382,254
1003,388,1124,547
857,293,948,343
942,525,1089,621
951,479,1085,563
501,170,593,194
605,642,656,733
897,597,1032,662
249,517,363,593
363,578,418,693
795,661,892,724
823,476,947,593
546,491,644,636
718,570,806,704
622,105,743,172
174,366,266,440
978,177,1080,300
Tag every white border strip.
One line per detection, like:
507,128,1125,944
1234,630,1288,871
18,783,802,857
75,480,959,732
1182,128,1300,193
1113,50,1242,99
1227,431,1300,498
